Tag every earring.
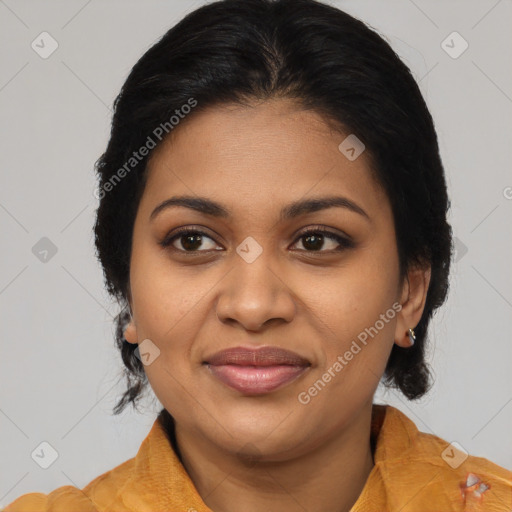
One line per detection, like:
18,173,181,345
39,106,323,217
408,328,416,346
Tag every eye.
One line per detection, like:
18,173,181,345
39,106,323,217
159,226,354,254
159,227,221,253
291,227,354,252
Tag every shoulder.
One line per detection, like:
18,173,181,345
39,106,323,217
2,456,137,512
413,433,511,511
415,426,511,497
378,406,512,511
2,486,98,512
2,419,179,512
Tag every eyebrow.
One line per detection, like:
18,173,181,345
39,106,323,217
150,195,370,222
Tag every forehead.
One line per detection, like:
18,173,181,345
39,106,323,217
140,99,388,222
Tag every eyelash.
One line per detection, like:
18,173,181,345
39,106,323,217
159,226,355,255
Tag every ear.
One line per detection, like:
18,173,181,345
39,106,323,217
123,317,138,345
123,288,139,345
394,263,431,348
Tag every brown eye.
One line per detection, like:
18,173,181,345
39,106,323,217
160,229,220,252
159,226,354,255
292,229,354,252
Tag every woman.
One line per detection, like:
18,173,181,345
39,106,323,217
5,0,511,511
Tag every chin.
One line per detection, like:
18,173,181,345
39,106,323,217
206,412,311,461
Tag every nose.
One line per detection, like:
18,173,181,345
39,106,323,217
214,250,296,332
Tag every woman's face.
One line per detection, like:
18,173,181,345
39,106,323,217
124,98,429,460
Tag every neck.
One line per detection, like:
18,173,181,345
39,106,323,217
164,403,376,512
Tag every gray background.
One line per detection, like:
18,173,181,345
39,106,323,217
1,0,511,504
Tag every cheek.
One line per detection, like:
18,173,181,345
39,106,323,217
130,235,202,337
321,287,397,379
127,250,201,405
130,251,207,413
311,241,400,378
318,254,398,333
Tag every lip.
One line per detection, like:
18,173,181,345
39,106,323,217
204,346,311,395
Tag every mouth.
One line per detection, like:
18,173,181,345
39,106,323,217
203,346,311,395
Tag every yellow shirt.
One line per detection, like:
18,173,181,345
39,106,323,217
4,405,511,511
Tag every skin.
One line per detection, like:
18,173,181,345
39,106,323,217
123,98,431,512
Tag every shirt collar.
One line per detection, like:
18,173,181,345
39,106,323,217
114,404,395,511
113,404,507,512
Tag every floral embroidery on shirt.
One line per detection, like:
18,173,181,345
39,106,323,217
460,472,491,503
